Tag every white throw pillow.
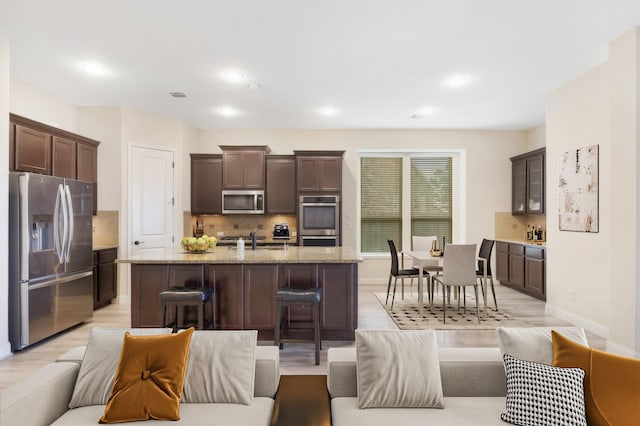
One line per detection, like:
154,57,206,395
68,327,172,408
182,330,257,404
501,353,587,426
356,330,444,409
496,327,588,365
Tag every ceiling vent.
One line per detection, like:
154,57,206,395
169,92,187,98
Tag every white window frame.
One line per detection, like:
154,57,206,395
357,149,466,258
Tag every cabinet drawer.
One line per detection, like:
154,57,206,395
525,246,545,260
509,244,525,255
496,241,509,253
97,248,117,264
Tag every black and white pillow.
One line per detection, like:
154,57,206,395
501,353,587,426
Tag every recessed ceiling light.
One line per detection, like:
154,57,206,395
443,74,473,88
247,82,261,91
317,106,339,116
216,106,239,117
169,92,187,98
77,61,109,77
411,107,437,119
223,70,245,82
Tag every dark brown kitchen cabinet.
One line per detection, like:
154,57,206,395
266,156,296,214
52,136,77,179
10,114,100,214
131,264,170,327
511,148,545,215
14,125,51,175
220,146,270,190
243,264,279,330
496,241,545,301
207,264,244,329
191,154,223,214
279,264,319,326
295,151,344,193
319,264,356,338
94,248,118,310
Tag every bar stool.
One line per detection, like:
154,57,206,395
274,287,322,365
159,287,214,331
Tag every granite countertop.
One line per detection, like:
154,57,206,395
117,246,362,264
496,239,546,247
93,244,119,251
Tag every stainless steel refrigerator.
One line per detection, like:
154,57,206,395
9,172,93,351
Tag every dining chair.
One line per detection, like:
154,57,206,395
477,239,498,311
386,239,420,309
408,236,438,295
432,243,480,323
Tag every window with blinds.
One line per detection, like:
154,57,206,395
410,157,453,244
361,157,402,252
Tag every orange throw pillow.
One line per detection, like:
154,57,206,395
552,330,640,426
99,327,194,423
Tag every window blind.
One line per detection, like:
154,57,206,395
361,157,402,252
410,157,453,243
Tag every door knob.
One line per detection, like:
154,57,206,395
134,240,144,245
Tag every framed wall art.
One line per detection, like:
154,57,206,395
558,144,599,232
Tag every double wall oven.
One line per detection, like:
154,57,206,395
298,195,340,246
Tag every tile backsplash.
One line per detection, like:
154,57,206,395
93,210,119,246
495,211,546,241
183,213,297,239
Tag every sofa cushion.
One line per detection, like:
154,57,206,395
69,328,172,408
552,330,640,426
331,397,506,426
182,330,257,404
501,353,586,426
356,330,444,409
100,328,194,423
52,400,275,426
496,326,588,364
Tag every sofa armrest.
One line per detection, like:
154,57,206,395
255,345,280,398
56,345,86,363
1,362,79,426
327,347,357,398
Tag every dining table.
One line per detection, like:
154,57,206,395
402,250,490,314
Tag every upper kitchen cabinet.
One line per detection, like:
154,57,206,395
266,155,296,214
220,145,271,190
191,154,223,215
10,114,100,213
511,148,545,215
294,151,344,193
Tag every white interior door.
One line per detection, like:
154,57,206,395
131,147,174,255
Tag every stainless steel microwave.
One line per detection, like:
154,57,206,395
222,190,265,214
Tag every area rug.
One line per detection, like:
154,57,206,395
375,292,529,330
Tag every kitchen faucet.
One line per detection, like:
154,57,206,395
250,229,258,250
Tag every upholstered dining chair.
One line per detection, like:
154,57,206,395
432,243,480,323
386,239,420,309
477,239,498,311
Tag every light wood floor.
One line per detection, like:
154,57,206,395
0,283,606,389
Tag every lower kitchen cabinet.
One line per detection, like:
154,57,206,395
93,247,118,310
495,241,545,300
130,261,357,339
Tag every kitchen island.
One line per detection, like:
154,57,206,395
118,246,362,340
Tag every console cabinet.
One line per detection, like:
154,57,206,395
495,241,545,300
511,148,545,215
191,154,223,215
294,151,344,193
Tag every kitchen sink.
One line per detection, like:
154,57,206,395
219,235,266,241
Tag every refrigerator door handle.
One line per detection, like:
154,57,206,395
54,184,65,264
64,184,74,263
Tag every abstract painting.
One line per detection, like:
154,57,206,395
559,145,599,232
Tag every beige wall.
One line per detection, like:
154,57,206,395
10,78,78,131
0,38,12,358
195,129,528,283
546,27,640,356
546,63,611,338
527,124,546,151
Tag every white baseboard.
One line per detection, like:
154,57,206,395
545,303,609,339
0,341,13,360
113,295,130,304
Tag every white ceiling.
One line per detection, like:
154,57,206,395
1,0,640,130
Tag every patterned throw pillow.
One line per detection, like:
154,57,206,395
501,353,587,426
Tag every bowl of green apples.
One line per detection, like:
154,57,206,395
181,235,217,253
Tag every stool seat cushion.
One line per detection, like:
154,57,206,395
160,287,213,303
275,288,321,303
